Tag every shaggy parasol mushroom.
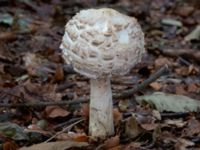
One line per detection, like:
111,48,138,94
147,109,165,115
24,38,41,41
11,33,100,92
60,8,145,138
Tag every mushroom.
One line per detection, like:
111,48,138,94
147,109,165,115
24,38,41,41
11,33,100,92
60,8,145,138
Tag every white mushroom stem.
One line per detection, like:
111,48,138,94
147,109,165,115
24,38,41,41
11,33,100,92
89,78,114,138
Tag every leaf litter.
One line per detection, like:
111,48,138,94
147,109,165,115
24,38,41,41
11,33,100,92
0,0,200,149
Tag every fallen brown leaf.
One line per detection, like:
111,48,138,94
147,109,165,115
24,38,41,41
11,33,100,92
107,145,121,150
0,64,5,74
80,103,89,119
45,106,70,118
175,84,187,95
73,134,89,142
118,100,129,111
23,80,62,102
174,138,194,150
188,65,199,75
104,135,120,149
19,141,88,150
175,66,189,76
150,82,162,90
3,141,19,150
164,119,187,128
182,118,200,137
54,65,64,82
187,83,198,93
141,123,158,131
0,45,15,62
56,132,88,142
125,116,143,138
175,5,194,17
124,142,141,150
113,108,122,126
154,57,171,69
0,32,17,42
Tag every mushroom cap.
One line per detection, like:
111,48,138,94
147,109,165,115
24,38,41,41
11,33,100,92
60,8,145,79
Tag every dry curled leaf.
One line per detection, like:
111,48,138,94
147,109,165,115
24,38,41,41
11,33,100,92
3,141,19,150
45,106,70,118
80,103,89,119
118,100,129,111
175,138,194,150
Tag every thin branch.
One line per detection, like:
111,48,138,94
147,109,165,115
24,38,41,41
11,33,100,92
161,112,190,118
0,65,169,107
52,117,82,130
113,65,169,99
45,118,85,142
123,112,190,119
0,97,88,107
162,49,200,64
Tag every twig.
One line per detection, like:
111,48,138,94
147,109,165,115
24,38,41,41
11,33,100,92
45,118,84,142
113,65,169,99
161,112,190,118
0,97,88,107
162,49,200,64
52,117,82,130
95,143,105,150
123,112,190,120
0,65,169,107
63,64,76,74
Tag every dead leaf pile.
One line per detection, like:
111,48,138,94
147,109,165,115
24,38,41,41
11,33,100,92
0,0,200,149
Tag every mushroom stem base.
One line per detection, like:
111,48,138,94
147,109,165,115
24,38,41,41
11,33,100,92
89,78,114,138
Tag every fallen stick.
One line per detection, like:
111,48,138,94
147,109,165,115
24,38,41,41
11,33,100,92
162,49,200,64
0,97,88,107
123,112,190,119
113,64,169,99
45,118,85,142
0,65,169,107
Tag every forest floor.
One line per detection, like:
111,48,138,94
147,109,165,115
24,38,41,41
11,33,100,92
0,0,200,149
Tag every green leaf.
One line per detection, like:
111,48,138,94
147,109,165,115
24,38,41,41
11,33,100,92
0,13,14,25
161,18,182,27
16,18,32,33
184,25,200,41
0,122,29,140
136,92,200,112
36,120,48,129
